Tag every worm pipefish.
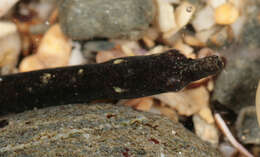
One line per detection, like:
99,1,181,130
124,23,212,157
0,49,224,115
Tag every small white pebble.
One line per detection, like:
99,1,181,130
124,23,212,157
83,133,90,139
192,5,215,31
160,153,165,157
0,22,17,39
33,1,55,20
175,2,195,28
162,0,180,4
0,0,20,17
193,114,219,144
208,0,226,8
69,42,86,65
156,0,177,33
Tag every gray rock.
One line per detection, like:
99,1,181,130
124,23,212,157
29,23,50,35
58,0,155,40
212,45,260,113
83,40,115,52
0,32,21,75
83,40,115,63
240,1,260,48
0,103,222,157
236,106,260,144
212,0,260,113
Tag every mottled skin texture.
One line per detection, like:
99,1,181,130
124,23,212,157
0,50,224,115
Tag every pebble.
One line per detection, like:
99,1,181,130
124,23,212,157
235,106,260,144
173,39,195,58
231,15,246,40
210,27,229,46
198,107,215,124
19,24,72,72
36,24,71,67
193,114,219,145
59,0,155,40
154,86,209,116
195,26,218,43
163,0,180,4
29,23,50,35
0,31,21,75
208,0,226,8
82,40,115,64
215,3,239,25
192,5,216,32
68,42,86,66
0,22,17,38
19,54,45,72
162,1,196,39
0,0,19,17
96,49,126,63
84,41,115,52
212,45,260,113
0,103,222,157
183,35,204,47
156,0,177,33
175,1,195,28
241,4,260,47
219,143,237,157
213,0,260,112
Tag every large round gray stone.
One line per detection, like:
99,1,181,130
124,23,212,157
0,103,222,156
212,45,260,113
212,1,260,113
58,0,155,40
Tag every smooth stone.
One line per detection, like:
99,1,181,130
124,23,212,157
0,103,222,157
0,32,21,75
236,106,260,144
83,40,115,52
240,1,260,48
212,1,260,113
58,0,155,40
29,23,50,35
212,45,260,113
83,40,115,64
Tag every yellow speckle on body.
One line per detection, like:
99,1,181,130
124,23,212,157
27,87,33,92
113,59,125,64
113,87,127,93
41,73,52,84
78,69,84,75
